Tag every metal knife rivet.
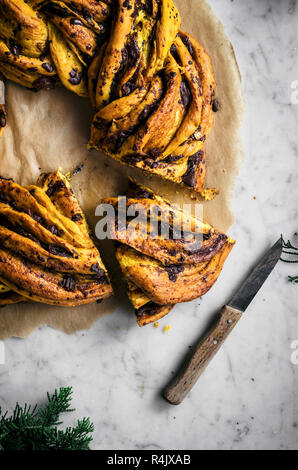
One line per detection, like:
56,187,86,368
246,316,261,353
227,319,233,324
213,339,218,345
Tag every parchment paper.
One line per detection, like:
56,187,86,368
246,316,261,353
0,0,244,339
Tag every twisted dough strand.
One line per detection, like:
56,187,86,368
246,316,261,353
102,180,235,326
0,0,217,193
0,170,113,306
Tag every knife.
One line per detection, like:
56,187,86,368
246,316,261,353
163,237,283,405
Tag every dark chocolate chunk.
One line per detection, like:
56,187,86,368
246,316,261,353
46,180,66,197
126,34,140,69
180,80,192,108
144,159,159,169
138,103,155,125
71,213,83,222
212,98,220,112
69,68,77,78
122,66,140,97
91,263,105,277
33,76,56,91
136,301,159,318
70,18,85,26
42,62,54,73
203,232,211,240
107,130,131,153
180,34,194,57
122,154,143,165
161,154,183,164
47,245,74,258
147,148,162,160
164,264,185,282
181,151,203,188
109,47,128,101
9,39,21,57
170,44,182,66
68,69,82,85
61,274,77,292
123,0,133,9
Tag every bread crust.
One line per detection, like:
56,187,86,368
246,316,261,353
109,180,235,325
0,170,112,307
0,0,217,193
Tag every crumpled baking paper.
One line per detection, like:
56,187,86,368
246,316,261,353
0,0,244,339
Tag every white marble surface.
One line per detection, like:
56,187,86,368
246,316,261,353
1,0,298,450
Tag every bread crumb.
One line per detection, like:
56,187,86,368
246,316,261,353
200,188,219,201
164,324,171,333
154,322,159,328
253,196,256,200
223,168,227,173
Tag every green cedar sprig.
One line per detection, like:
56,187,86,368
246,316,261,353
0,387,94,450
281,236,298,283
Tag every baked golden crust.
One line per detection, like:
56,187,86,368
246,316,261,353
0,170,112,307
89,14,215,192
105,180,235,325
117,241,234,305
126,280,173,326
102,189,227,266
0,0,217,193
0,0,112,94
135,301,174,327
0,281,26,305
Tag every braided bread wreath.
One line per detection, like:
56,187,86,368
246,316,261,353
0,0,217,193
0,0,236,326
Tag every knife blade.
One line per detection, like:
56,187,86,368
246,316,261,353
229,237,282,312
163,237,283,405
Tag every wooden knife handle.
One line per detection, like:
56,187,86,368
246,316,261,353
163,305,243,405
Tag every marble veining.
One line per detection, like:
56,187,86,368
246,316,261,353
0,0,298,450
